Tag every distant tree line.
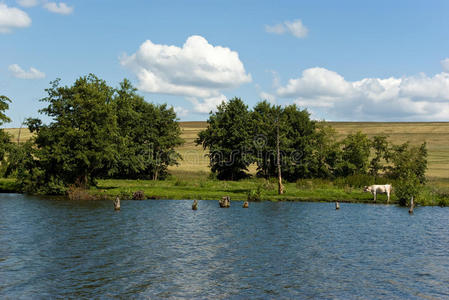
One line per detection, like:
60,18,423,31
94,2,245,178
0,74,183,194
196,98,428,189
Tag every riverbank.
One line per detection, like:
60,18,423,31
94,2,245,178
2,175,448,206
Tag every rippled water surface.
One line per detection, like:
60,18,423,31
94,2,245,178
1,194,449,299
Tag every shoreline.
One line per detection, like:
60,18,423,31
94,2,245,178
2,177,448,206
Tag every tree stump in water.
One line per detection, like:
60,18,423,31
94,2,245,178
335,202,340,210
114,196,120,211
243,201,249,208
132,190,145,200
219,196,231,208
192,199,198,210
409,196,414,214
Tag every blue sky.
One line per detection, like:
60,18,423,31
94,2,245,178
1,0,449,127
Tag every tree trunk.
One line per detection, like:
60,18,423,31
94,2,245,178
276,121,284,195
409,196,414,214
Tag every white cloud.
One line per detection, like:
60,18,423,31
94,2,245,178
121,35,251,99
266,19,308,38
441,58,449,72
188,95,227,114
259,92,276,104
44,2,73,15
173,106,189,117
265,23,285,35
276,67,449,121
8,64,46,79
284,20,308,38
17,0,39,8
0,3,31,33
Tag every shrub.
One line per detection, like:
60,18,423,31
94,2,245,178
247,184,263,201
395,172,420,206
132,190,146,200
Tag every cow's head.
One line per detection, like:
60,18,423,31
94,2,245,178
363,186,371,192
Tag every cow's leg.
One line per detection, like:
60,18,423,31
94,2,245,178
373,191,377,202
387,191,390,203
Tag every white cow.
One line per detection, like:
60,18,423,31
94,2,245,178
363,184,392,203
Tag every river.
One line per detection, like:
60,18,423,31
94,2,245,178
1,194,448,299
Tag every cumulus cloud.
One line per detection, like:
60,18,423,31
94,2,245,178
0,3,31,33
173,106,189,117
259,92,276,104
188,95,227,114
121,35,251,100
16,0,39,7
442,58,449,72
276,67,449,121
266,19,308,38
44,2,73,15
8,64,46,79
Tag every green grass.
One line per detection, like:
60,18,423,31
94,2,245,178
82,176,447,206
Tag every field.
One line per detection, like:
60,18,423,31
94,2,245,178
4,122,448,180
164,121,449,180
4,122,449,204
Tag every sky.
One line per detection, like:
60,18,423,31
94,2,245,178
1,0,449,127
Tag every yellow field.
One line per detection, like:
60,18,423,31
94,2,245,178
5,122,449,179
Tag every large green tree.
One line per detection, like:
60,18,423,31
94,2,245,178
23,74,120,193
113,79,183,180
280,104,317,181
196,97,253,180
336,132,371,177
251,101,281,178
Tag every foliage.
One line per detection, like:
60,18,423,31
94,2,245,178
308,122,342,179
0,95,12,126
336,132,371,177
247,184,263,201
196,97,253,180
251,101,281,178
22,75,120,193
395,171,421,206
369,135,390,176
113,79,183,180
276,104,316,181
0,95,12,173
386,142,428,184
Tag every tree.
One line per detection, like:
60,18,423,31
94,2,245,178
336,132,371,177
387,142,427,184
0,96,12,174
395,170,421,207
280,104,316,181
251,101,281,178
113,79,183,180
309,122,342,179
369,135,390,177
196,98,253,180
22,75,120,193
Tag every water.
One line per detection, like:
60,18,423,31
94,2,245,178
1,194,449,299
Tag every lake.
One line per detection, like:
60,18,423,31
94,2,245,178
1,194,449,299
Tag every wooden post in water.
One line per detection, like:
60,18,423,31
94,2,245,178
192,199,198,210
243,201,249,208
276,119,284,195
409,196,414,214
335,202,340,210
114,196,120,211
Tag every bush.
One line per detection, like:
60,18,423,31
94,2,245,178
132,190,146,200
247,184,263,201
395,172,420,206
